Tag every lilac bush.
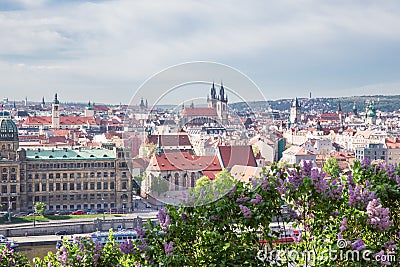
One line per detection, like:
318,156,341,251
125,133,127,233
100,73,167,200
1,159,397,266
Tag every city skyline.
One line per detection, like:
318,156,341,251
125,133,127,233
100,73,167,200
1,0,400,104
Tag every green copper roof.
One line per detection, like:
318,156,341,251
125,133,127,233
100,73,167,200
25,148,116,161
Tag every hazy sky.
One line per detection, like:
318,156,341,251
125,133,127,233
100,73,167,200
1,0,400,105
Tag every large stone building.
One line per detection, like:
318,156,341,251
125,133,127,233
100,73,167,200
0,117,133,212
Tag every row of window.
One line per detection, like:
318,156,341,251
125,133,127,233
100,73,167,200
2,167,16,173
26,171,123,179
44,203,116,211
26,161,115,170
29,193,116,203
18,181,129,193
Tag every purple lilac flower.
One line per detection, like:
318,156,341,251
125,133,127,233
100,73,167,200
361,157,371,168
351,239,366,251
383,240,397,251
331,211,340,216
339,218,347,232
301,160,313,176
261,179,270,191
157,208,171,228
76,255,82,262
163,241,174,256
236,195,250,203
135,226,145,238
48,263,53,267
210,215,218,220
287,169,303,189
249,177,258,188
239,204,252,218
348,184,375,208
181,212,187,221
120,240,135,254
366,198,393,232
137,238,148,251
250,193,263,204
228,184,237,198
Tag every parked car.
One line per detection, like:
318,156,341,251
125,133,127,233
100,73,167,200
55,230,68,236
71,210,84,215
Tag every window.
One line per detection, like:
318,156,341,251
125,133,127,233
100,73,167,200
63,195,67,200
35,174,39,179
122,181,127,190
97,194,102,199
70,195,74,201
84,173,88,178
56,183,61,191
90,172,94,178
77,173,82,178
56,173,60,178
104,172,108,177
42,184,47,191
77,195,81,200
90,194,95,200
20,184,25,193
63,173,67,178
10,185,16,193
2,186,7,194
49,183,54,191
42,196,47,202
35,183,40,192
28,184,32,192
83,194,88,200
42,173,47,179
122,172,127,178
97,172,101,178
110,182,115,190
110,172,115,178
70,183,74,190
84,183,88,190
90,183,95,190
70,173,75,178
76,183,81,190
49,173,54,179
97,182,101,190
103,182,108,190
63,183,67,191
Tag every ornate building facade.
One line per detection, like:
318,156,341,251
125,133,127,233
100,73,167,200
0,118,133,212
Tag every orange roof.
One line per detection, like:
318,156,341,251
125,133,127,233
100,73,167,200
181,107,217,117
24,116,97,126
147,152,221,172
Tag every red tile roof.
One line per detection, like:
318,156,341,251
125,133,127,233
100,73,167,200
217,145,257,168
146,134,192,147
147,152,221,172
385,137,400,149
181,107,217,117
24,116,97,126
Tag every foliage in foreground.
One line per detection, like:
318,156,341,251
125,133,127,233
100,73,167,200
1,159,400,266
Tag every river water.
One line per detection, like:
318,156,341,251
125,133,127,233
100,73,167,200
18,244,57,262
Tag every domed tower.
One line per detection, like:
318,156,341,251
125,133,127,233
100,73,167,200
0,118,19,160
365,101,376,125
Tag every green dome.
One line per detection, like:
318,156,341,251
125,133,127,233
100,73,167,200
0,118,18,141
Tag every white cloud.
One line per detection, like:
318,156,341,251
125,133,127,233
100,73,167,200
0,0,400,103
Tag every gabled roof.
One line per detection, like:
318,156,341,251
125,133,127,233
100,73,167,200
24,116,97,125
147,152,221,172
146,134,192,147
181,107,217,117
283,145,315,156
217,145,257,168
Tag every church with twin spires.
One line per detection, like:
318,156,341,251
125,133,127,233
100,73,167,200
180,82,228,126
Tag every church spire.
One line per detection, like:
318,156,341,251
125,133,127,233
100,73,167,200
157,135,163,156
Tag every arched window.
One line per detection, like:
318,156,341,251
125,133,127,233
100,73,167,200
190,172,196,188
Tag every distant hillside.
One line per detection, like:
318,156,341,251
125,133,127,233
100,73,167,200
229,95,400,113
